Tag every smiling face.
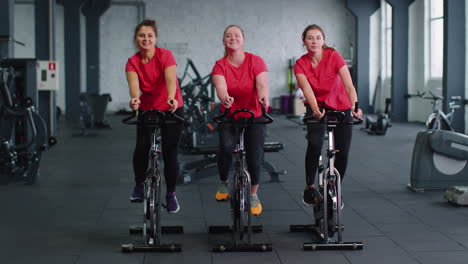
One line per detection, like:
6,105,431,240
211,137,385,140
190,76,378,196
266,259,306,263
135,25,156,51
303,29,325,53
223,26,245,52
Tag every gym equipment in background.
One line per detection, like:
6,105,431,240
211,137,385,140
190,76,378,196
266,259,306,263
365,98,392,135
0,61,57,185
364,76,391,135
445,186,468,206
408,129,468,192
406,91,462,131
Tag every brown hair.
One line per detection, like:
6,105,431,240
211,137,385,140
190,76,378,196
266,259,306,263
223,25,245,56
133,19,158,47
301,24,334,50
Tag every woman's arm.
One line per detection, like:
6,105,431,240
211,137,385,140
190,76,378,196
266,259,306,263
255,72,270,109
164,65,178,112
126,71,140,110
213,74,233,108
338,65,362,118
295,73,324,118
255,72,270,108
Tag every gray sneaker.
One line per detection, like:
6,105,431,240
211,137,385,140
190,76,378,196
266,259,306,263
250,194,262,215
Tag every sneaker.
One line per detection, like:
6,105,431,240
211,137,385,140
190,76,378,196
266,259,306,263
130,183,144,203
215,183,229,201
302,187,322,206
250,194,263,215
166,192,180,214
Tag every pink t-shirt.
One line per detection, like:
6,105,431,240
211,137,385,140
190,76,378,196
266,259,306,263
212,52,268,118
294,48,351,110
125,47,184,111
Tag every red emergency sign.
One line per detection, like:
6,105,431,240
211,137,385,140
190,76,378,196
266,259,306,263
48,62,56,71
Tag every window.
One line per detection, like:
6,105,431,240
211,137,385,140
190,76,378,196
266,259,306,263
429,0,443,78
382,1,392,81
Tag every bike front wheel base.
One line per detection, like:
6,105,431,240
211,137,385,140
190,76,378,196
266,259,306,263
121,243,182,253
303,242,363,251
212,243,272,252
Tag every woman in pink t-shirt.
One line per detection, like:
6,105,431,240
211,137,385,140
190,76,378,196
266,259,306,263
125,19,184,214
294,24,363,206
211,25,270,215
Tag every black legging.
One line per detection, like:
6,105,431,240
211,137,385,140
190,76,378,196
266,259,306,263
305,106,353,186
217,122,266,186
133,108,183,193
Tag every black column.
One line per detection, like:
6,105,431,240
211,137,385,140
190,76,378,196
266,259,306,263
443,0,466,133
0,0,14,58
81,0,111,95
387,0,415,122
62,0,84,122
35,0,51,60
345,0,380,113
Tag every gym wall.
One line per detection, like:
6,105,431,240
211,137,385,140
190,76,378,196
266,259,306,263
13,2,86,114
13,0,356,113
100,0,356,112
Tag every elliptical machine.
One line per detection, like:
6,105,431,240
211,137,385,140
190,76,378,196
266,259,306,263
0,65,56,185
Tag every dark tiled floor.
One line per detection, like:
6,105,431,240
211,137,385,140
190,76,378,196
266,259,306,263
1,114,467,264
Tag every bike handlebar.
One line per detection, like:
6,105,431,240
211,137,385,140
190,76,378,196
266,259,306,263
303,102,363,125
122,109,184,126
212,108,273,125
406,91,462,102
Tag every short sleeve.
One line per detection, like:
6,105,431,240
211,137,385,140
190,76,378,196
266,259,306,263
332,50,347,72
293,59,305,75
125,58,136,72
212,61,225,76
162,49,177,69
252,55,268,77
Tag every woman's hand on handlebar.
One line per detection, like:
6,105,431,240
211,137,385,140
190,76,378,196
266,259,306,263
129,97,140,110
167,98,178,113
352,108,363,119
220,95,234,108
258,96,270,109
312,107,325,119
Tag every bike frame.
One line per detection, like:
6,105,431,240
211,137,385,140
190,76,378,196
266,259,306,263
209,108,273,252
121,110,183,253
290,108,363,250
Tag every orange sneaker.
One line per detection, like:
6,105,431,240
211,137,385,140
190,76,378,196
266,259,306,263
250,194,262,215
215,183,229,201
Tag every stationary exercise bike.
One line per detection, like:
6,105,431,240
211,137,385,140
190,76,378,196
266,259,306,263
121,109,184,253
209,108,273,252
406,91,462,131
290,106,364,250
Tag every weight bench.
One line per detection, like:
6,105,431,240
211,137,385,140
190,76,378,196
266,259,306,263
179,142,286,184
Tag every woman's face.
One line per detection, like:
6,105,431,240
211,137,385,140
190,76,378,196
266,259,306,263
303,29,324,53
135,26,156,51
223,26,244,52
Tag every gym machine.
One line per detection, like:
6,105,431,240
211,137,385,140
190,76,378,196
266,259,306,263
408,129,468,192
